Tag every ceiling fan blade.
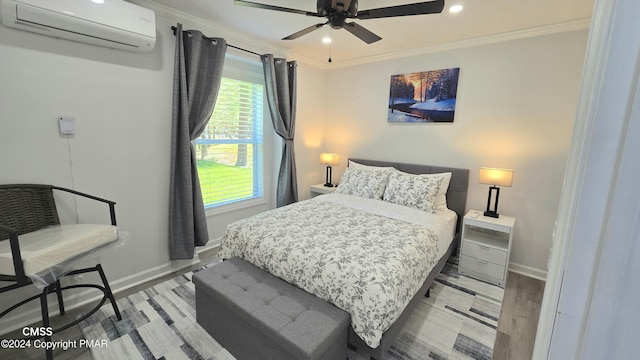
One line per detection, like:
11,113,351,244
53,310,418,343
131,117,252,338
343,22,382,44
356,0,445,20
282,23,327,40
233,0,322,17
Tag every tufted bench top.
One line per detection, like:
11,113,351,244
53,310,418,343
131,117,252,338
193,257,350,360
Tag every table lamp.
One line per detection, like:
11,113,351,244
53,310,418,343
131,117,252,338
479,167,514,218
320,153,340,187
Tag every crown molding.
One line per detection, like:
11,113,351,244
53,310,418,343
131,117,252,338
129,0,290,59
130,0,590,70
295,18,592,69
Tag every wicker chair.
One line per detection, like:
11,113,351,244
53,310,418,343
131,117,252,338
0,184,122,360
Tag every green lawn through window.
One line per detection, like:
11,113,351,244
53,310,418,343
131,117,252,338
196,160,253,206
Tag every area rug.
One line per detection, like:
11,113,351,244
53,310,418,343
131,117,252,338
79,257,504,360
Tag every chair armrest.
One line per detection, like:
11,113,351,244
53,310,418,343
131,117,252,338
52,186,117,226
0,224,28,285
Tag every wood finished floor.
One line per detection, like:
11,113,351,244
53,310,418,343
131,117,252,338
493,272,546,360
0,256,545,360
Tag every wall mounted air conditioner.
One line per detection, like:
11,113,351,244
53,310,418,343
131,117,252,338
0,0,156,52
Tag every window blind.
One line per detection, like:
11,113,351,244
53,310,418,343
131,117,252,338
195,77,264,207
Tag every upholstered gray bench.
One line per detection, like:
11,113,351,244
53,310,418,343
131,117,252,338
193,257,350,360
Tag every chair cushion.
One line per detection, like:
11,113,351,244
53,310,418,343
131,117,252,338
0,224,118,283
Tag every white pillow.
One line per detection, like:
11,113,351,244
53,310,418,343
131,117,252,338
382,171,450,213
335,167,392,199
432,172,452,211
348,160,395,172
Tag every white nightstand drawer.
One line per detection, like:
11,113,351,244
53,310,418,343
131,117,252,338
462,242,507,266
460,254,505,281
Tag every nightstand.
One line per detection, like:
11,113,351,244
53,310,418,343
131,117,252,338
310,183,337,197
459,210,515,287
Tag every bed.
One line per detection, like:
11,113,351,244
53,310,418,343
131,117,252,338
219,158,469,359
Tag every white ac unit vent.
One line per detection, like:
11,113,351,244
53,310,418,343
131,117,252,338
0,0,156,52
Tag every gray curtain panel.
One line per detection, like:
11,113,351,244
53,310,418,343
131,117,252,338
261,54,298,207
169,24,227,259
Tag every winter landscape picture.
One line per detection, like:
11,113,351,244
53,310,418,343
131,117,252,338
388,67,460,123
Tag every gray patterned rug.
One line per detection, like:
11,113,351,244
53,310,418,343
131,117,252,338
79,258,504,360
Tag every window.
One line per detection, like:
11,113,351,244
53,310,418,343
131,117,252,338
195,76,264,208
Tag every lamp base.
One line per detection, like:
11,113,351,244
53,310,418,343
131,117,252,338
484,186,501,218
323,166,335,188
483,211,499,218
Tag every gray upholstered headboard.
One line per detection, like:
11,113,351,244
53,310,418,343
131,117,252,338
349,158,469,232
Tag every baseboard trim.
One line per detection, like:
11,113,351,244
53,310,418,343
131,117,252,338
509,262,548,281
0,238,222,336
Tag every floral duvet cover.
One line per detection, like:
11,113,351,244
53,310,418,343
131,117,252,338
218,194,443,348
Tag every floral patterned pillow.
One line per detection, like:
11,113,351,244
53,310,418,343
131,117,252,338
383,171,443,213
335,167,392,200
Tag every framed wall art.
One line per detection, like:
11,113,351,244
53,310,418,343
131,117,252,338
388,67,460,123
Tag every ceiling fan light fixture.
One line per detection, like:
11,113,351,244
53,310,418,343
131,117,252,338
322,36,332,44
449,5,463,13
235,0,446,45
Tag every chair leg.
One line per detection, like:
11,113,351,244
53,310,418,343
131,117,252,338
55,279,65,316
96,264,121,321
40,285,53,360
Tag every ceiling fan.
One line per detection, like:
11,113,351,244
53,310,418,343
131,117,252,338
234,0,445,44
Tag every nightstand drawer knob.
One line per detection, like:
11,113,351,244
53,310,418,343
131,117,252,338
479,245,491,250
476,259,489,264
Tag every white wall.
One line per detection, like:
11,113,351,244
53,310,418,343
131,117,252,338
294,62,329,198
310,29,588,275
0,8,286,333
535,0,640,357
0,0,587,332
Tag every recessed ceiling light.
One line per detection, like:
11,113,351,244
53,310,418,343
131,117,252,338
449,5,463,13
322,37,332,44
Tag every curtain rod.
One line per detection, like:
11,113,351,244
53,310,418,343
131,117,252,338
171,26,262,57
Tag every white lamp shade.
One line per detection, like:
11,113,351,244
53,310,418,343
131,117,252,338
479,167,514,187
320,153,340,166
